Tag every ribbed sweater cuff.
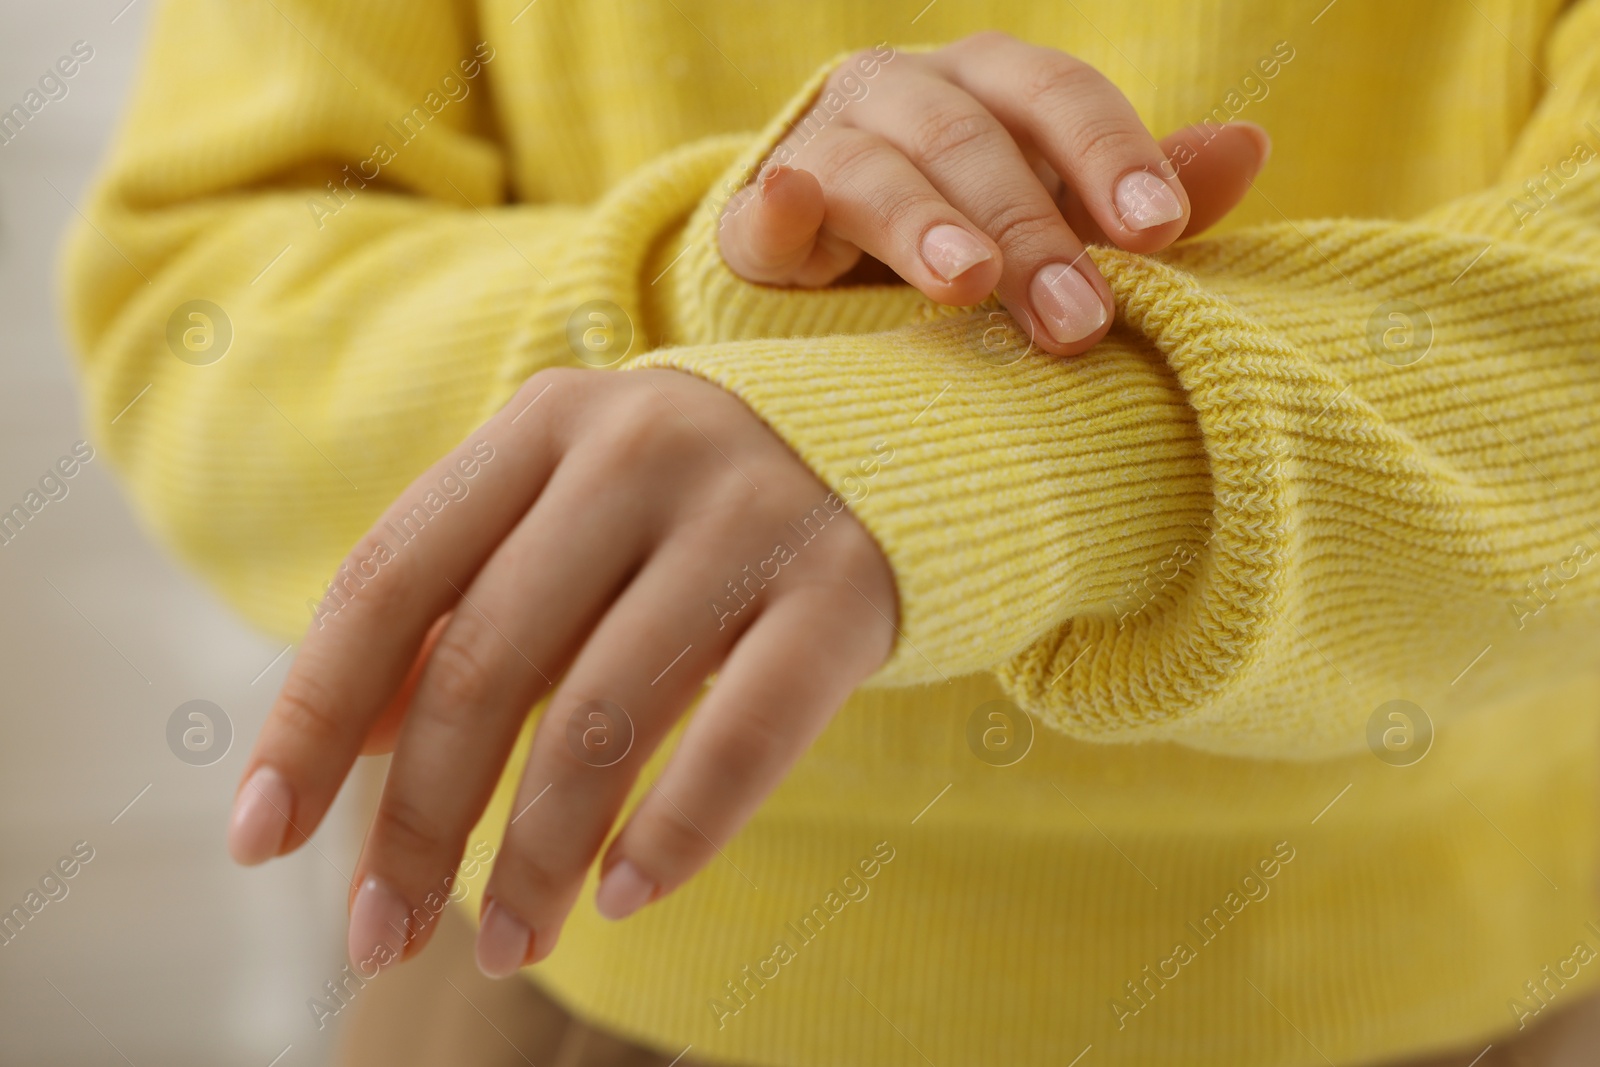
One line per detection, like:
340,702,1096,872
633,312,1213,688
629,47,1217,692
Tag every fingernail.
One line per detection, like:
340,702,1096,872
348,875,411,972
1114,170,1184,230
1030,263,1108,345
475,899,534,979
595,860,656,921
920,224,993,282
757,162,783,200
227,766,292,866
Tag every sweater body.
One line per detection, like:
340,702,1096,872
62,1,1600,1063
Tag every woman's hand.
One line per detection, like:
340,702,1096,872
718,31,1270,355
225,367,899,978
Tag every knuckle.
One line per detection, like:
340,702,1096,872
518,366,583,432
1020,56,1104,113
714,712,790,775
815,128,886,186
424,623,496,710
493,846,565,904
875,187,948,242
525,364,581,396
673,491,778,562
953,29,1016,54
373,793,449,859
274,673,346,747
812,129,949,240
682,466,760,530
983,201,1063,253
591,393,697,470
909,105,1001,166
1067,112,1143,169
642,799,713,864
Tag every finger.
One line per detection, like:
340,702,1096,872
717,164,862,287
361,611,452,757
594,584,890,921
345,452,654,969
934,33,1190,253
785,125,1004,307
226,373,569,867
844,72,1110,354
472,538,750,978
1165,122,1271,238
1050,122,1272,244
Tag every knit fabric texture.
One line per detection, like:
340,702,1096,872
63,1,1600,1064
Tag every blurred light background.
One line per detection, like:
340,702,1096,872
0,4,356,1064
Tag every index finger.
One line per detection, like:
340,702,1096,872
932,34,1190,252
594,583,892,921
225,375,568,866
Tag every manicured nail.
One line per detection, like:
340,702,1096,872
348,875,411,972
595,860,656,921
1030,263,1107,345
921,224,993,282
757,162,784,200
227,766,292,866
1113,170,1183,230
475,899,534,979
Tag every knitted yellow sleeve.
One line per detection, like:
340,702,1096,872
63,0,1600,761
60,0,744,641
630,1,1600,757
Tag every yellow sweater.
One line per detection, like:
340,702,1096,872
65,1,1600,1063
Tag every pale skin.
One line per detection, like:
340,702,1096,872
226,31,1267,980
718,31,1271,353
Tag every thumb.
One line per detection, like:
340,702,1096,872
717,163,861,287
1161,121,1272,239
1052,121,1270,247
